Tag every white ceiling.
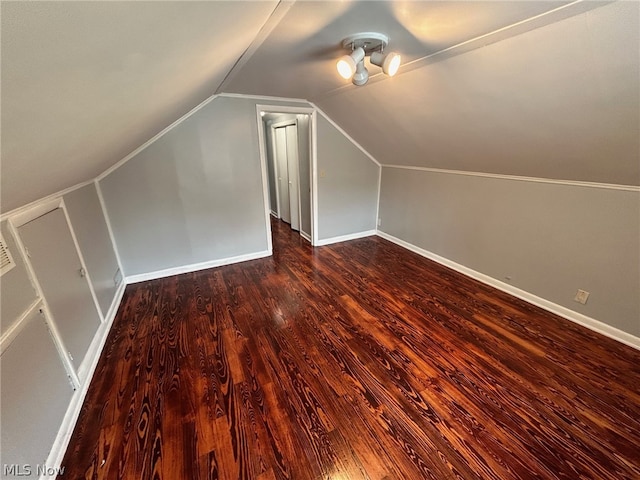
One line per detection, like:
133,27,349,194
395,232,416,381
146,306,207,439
2,1,638,212
1,1,278,212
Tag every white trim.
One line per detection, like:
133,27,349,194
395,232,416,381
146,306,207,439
0,180,93,223
125,250,272,284
270,210,279,218
255,107,274,255
269,124,282,218
270,118,297,129
311,110,319,246
44,280,126,480
376,230,640,351
76,281,125,383
381,164,640,192
310,102,381,167
9,197,63,228
215,1,295,94
315,230,377,247
0,298,42,355
94,179,125,277
256,104,317,246
299,113,314,242
96,94,220,181
60,199,105,324
257,104,314,115
375,164,382,230
218,92,309,104
300,231,312,243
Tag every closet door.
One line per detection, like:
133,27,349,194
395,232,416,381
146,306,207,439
275,126,291,224
18,208,101,371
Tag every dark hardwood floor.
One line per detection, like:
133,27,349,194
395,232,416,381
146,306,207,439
61,218,640,479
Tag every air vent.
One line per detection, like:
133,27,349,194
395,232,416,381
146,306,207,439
0,236,16,275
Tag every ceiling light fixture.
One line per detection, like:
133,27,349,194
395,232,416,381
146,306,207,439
336,32,401,86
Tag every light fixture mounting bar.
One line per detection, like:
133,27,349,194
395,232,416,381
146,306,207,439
342,32,389,53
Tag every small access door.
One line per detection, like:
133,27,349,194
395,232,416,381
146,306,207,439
18,208,101,371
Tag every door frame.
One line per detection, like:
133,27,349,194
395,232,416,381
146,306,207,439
256,104,317,246
6,197,104,388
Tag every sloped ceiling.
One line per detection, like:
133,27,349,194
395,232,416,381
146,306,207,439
312,1,639,186
1,1,278,212
2,1,638,213
225,0,638,186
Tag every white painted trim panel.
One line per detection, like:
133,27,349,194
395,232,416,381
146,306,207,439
218,92,309,104
315,230,377,247
376,230,640,351
125,250,272,284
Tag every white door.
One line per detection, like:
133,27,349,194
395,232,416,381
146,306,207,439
18,208,101,371
285,124,301,232
274,127,291,224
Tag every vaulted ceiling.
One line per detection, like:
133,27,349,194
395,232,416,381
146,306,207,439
2,1,638,212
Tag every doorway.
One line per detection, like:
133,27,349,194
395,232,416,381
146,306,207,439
258,106,315,244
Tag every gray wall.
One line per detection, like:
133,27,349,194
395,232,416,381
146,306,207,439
379,167,640,336
1,310,73,478
316,115,379,240
65,183,120,317
0,221,38,335
100,96,306,277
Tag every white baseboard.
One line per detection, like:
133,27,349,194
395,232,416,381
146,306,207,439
376,230,640,351
43,280,126,479
315,230,376,247
43,249,274,477
270,210,278,218
125,250,272,284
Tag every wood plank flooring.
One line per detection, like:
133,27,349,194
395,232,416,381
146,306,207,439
61,218,640,479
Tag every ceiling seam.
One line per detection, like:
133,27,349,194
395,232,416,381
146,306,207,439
381,164,640,192
215,1,295,94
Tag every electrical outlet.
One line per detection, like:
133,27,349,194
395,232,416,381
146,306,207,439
574,289,590,305
377,218,381,227
114,268,123,288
